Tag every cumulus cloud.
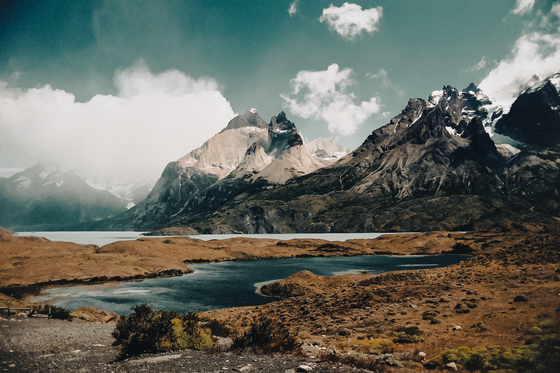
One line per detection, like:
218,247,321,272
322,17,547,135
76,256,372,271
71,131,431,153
319,2,383,40
0,61,235,183
289,0,298,17
281,63,381,136
511,0,535,15
479,31,560,109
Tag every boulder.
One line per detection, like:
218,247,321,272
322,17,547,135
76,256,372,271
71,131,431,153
70,307,119,323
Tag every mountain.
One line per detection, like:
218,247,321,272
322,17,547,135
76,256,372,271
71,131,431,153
94,109,349,231
95,73,560,233
155,75,560,233
0,164,126,230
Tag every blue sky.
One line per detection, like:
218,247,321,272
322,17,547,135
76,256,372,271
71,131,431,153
1,0,560,182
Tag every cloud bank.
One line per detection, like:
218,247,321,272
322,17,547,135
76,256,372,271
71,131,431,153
480,4,560,109
511,0,535,15
281,63,380,136
319,2,383,40
0,61,235,183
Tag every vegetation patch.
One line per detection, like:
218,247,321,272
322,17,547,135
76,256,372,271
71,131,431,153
112,304,214,358
232,314,301,354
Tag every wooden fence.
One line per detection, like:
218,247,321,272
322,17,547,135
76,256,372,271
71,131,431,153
0,306,51,319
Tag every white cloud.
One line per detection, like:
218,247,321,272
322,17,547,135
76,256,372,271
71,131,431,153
281,63,380,136
0,61,236,183
479,31,560,109
366,68,405,97
467,56,487,72
289,0,298,17
319,2,383,40
511,0,535,15
366,69,390,86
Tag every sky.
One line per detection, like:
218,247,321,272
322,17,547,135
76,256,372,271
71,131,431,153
1,0,560,183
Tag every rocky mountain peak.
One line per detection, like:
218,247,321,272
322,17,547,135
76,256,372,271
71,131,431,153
220,108,268,133
495,74,560,147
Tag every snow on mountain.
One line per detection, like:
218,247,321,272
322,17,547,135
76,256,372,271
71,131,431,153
306,137,351,160
85,178,152,209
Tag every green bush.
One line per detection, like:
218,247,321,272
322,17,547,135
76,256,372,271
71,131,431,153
112,304,213,358
233,314,300,354
437,344,539,372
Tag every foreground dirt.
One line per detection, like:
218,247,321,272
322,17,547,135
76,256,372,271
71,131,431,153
1,221,560,371
1,318,370,373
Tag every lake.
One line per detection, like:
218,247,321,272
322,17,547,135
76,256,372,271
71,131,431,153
30,254,468,315
14,231,417,246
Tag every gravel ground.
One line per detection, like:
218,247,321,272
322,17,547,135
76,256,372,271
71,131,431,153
0,317,374,373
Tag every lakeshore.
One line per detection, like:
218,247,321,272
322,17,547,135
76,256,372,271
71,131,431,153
2,221,560,370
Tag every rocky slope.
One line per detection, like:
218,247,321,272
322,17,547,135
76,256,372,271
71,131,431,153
0,164,126,231
167,76,560,233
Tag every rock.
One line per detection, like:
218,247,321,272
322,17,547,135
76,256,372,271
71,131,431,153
213,336,233,351
70,307,119,323
296,365,313,372
513,295,528,302
446,361,458,371
418,351,427,361
233,364,253,372
452,325,462,331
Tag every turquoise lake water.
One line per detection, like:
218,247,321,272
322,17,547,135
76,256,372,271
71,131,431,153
31,254,468,315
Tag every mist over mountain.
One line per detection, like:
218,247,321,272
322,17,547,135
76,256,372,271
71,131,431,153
0,164,126,231
96,72,560,233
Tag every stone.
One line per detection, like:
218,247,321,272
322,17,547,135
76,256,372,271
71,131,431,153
296,365,313,372
233,364,253,372
513,295,528,302
446,362,458,371
214,337,234,352
452,325,462,331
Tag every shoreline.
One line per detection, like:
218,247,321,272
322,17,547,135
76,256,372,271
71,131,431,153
2,221,560,371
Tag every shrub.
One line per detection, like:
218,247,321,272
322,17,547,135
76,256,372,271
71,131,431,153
319,351,387,372
112,304,214,358
354,338,393,354
450,243,474,254
232,314,300,354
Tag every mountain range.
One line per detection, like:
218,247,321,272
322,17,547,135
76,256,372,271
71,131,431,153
0,164,127,231
3,73,559,233
90,73,560,233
